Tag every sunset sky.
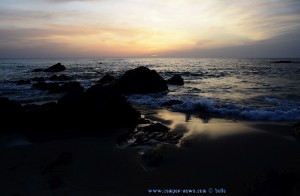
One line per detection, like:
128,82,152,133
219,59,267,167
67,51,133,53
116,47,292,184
0,0,300,58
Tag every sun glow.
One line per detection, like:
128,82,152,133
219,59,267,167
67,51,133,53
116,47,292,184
0,0,299,57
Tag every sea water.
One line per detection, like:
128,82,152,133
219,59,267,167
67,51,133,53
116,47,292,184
0,58,299,121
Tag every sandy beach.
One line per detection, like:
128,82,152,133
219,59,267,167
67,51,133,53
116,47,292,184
1,108,300,196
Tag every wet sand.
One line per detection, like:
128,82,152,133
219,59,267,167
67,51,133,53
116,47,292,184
0,109,300,195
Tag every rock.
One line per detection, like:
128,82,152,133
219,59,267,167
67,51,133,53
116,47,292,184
0,97,22,115
162,100,183,107
138,118,151,124
51,81,83,93
272,60,294,63
141,123,170,133
167,74,184,85
31,77,45,82
96,74,115,85
112,66,168,94
16,80,31,85
44,63,66,72
32,82,59,91
295,122,300,139
57,84,140,129
49,74,70,81
32,68,44,72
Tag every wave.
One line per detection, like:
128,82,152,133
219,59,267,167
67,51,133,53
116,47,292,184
127,94,300,121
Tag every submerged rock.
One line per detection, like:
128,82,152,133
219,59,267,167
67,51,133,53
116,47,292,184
112,66,168,94
167,74,184,85
44,63,66,72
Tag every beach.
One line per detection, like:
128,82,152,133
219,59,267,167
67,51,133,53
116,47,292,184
1,107,300,196
0,59,300,195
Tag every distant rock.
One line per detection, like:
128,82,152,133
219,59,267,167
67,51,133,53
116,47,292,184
167,74,184,85
44,63,66,72
16,80,31,85
96,74,115,85
112,66,168,94
272,60,294,64
32,77,45,82
32,82,59,91
32,68,44,72
162,100,183,107
49,74,70,81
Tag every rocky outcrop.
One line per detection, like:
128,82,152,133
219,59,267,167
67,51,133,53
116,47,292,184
96,74,115,85
112,66,168,94
167,74,184,85
44,63,66,72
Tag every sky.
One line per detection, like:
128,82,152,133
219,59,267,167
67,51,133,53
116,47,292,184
0,0,300,58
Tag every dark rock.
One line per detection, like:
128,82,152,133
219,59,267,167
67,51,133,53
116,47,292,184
167,74,184,85
44,63,66,72
141,123,170,133
112,66,168,94
0,97,22,115
162,100,183,107
16,80,31,85
272,60,294,64
96,74,115,85
57,84,140,129
51,81,83,93
49,74,70,81
32,82,59,91
32,68,44,72
138,118,151,124
32,77,45,82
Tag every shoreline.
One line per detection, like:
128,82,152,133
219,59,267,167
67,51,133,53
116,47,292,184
1,107,300,195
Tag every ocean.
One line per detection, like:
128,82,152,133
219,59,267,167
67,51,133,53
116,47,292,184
0,58,299,121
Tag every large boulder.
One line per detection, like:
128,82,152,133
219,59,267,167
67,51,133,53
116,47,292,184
44,63,66,72
57,84,140,129
167,74,184,85
96,74,115,85
112,66,168,94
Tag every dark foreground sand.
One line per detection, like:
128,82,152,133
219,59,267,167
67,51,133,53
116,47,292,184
0,109,300,196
